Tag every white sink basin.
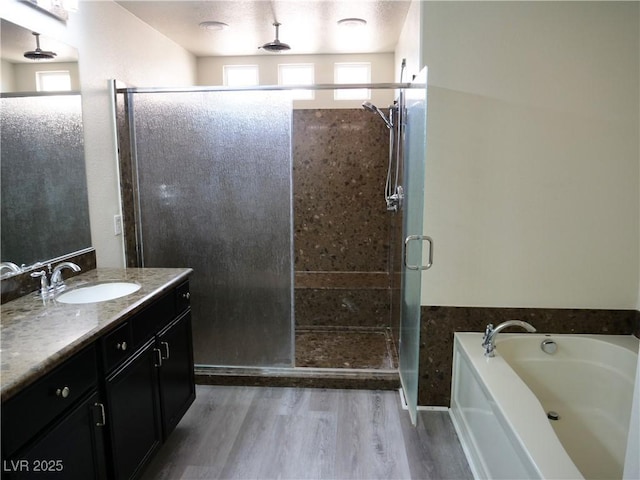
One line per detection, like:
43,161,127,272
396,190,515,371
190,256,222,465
56,282,141,304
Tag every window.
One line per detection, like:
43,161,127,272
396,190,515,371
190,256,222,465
223,65,259,87
334,63,370,100
36,71,71,92
278,64,314,100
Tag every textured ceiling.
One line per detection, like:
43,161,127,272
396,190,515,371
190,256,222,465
115,0,411,57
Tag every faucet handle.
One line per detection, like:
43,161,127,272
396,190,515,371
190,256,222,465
30,270,50,297
482,323,494,346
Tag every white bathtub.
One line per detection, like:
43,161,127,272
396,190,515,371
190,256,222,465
450,332,639,480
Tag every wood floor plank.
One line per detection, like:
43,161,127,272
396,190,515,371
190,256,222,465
400,409,474,480
335,389,413,479
141,386,257,480
141,385,472,480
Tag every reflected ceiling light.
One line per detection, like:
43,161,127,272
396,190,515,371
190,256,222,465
199,21,229,31
337,18,367,27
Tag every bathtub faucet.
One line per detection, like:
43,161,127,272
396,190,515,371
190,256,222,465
482,320,536,357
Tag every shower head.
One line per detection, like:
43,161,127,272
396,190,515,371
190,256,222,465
259,22,291,53
24,32,57,60
362,101,392,129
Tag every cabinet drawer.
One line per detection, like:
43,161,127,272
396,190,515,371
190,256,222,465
101,321,133,373
175,281,190,316
131,291,175,348
2,345,98,457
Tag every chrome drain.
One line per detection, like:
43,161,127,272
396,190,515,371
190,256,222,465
547,411,560,421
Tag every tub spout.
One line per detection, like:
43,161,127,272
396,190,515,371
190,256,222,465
482,320,536,357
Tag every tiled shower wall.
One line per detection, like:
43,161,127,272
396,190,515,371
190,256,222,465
293,109,398,339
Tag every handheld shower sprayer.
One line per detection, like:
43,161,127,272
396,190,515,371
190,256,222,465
362,100,403,212
362,102,393,129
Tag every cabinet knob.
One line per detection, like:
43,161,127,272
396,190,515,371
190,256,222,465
182,292,190,300
116,341,128,351
56,386,70,398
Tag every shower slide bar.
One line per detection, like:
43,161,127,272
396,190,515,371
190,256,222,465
116,82,423,94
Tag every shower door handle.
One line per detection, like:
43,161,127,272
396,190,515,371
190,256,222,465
404,235,433,270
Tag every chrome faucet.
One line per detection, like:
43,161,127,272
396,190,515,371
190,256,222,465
50,262,81,291
0,262,22,278
482,320,536,357
30,262,81,299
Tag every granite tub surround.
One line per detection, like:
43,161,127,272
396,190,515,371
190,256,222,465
0,267,192,401
418,306,639,407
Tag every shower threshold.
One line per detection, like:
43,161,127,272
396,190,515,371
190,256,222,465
195,327,400,390
194,365,399,391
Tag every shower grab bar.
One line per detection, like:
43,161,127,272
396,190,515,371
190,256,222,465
404,235,434,271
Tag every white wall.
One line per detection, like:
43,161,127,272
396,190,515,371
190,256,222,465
393,0,422,83
1,59,15,91
2,0,197,268
73,1,196,268
11,62,80,91
197,53,395,109
420,1,639,309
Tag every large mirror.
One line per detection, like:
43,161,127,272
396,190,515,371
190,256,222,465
0,18,91,272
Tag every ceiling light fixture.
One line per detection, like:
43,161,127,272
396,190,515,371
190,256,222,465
337,18,367,27
199,21,229,31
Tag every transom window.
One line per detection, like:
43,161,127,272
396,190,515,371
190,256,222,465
223,65,259,87
334,62,370,100
36,71,72,92
278,63,314,100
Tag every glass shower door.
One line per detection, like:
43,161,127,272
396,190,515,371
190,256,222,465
128,90,294,368
399,68,428,425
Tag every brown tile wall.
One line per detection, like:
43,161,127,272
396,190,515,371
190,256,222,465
293,109,394,330
418,306,640,407
115,91,140,268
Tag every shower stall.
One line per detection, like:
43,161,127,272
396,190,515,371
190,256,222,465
115,74,428,423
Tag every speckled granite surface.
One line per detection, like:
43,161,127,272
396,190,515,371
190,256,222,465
0,267,192,401
291,109,397,365
418,306,639,407
295,327,397,369
293,109,390,273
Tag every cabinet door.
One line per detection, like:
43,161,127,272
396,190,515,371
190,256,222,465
4,391,107,480
157,311,195,437
105,339,162,480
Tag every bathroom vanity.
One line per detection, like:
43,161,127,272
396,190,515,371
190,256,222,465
0,268,194,480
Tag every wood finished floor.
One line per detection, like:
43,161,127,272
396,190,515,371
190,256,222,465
141,385,473,480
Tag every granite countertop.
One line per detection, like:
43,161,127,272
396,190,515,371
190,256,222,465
0,267,193,402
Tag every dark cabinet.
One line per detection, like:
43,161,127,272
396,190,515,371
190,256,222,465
105,339,162,480
157,312,195,437
5,391,108,480
1,345,105,480
102,281,195,480
1,279,194,480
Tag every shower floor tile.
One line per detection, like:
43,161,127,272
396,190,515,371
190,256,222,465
295,327,397,369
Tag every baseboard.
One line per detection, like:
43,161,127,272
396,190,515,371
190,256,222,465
398,388,451,412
